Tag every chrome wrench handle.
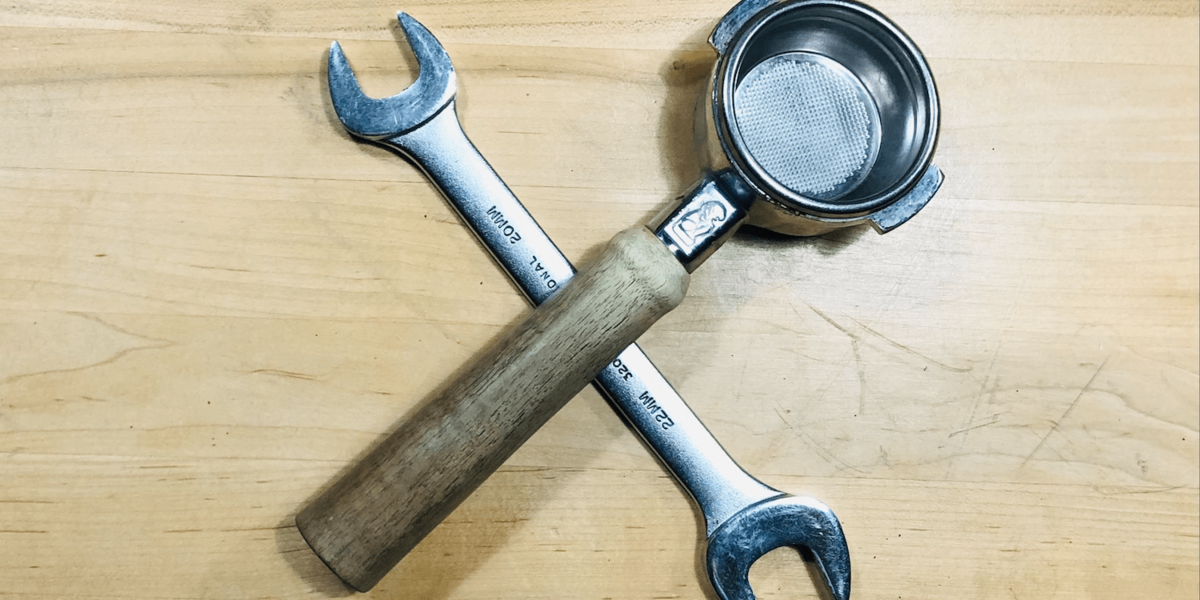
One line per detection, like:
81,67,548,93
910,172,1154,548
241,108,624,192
396,103,569,306
383,102,781,534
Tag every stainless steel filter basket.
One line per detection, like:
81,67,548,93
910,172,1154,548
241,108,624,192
691,0,941,237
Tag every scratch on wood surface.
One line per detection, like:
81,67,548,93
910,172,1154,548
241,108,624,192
949,416,1002,438
850,316,972,373
218,525,291,532
785,300,853,410
248,368,317,381
804,304,869,416
1104,484,1193,495
1021,355,1111,467
188,263,253,273
772,405,866,475
946,339,1006,479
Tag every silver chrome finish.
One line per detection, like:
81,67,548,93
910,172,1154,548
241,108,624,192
710,0,774,54
658,0,947,273
326,13,850,600
386,104,572,303
733,51,882,202
700,0,943,238
328,15,455,139
653,174,751,273
868,164,943,233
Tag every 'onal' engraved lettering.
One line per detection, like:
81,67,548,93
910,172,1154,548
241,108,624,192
528,255,559,290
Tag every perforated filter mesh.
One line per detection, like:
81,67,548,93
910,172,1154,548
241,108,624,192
733,52,880,201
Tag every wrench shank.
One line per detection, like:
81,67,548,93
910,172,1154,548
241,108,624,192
390,104,572,306
386,105,779,534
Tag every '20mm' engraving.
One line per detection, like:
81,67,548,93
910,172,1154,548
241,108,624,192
485,205,523,245
528,256,558,290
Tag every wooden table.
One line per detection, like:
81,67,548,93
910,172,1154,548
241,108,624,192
1,1,1196,598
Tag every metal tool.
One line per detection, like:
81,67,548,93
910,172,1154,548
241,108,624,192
298,12,849,599
301,0,944,595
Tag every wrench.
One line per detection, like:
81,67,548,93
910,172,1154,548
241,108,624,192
297,13,850,600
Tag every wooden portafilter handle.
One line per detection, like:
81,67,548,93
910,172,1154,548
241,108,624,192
295,227,689,591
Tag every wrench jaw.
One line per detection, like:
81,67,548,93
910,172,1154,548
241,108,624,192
327,12,457,140
705,495,851,600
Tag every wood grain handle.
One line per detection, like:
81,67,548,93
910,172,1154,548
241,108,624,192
295,226,689,591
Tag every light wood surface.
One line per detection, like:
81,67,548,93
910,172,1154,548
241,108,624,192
0,1,1196,599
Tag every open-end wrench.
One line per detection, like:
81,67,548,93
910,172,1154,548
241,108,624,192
296,13,849,600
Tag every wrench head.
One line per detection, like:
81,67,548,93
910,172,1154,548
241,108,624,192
327,12,457,140
706,495,851,600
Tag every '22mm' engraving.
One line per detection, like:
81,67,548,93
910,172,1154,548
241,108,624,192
612,359,675,430
638,391,675,430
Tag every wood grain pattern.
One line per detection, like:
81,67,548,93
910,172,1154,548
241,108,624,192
0,1,1196,599
296,226,688,591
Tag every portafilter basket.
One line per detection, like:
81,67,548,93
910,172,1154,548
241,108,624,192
663,0,942,255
